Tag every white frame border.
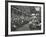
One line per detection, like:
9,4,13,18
8,2,44,35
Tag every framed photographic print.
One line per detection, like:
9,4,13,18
5,1,45,36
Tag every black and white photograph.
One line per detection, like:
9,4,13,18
11,5,41,31
6,1,45,35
